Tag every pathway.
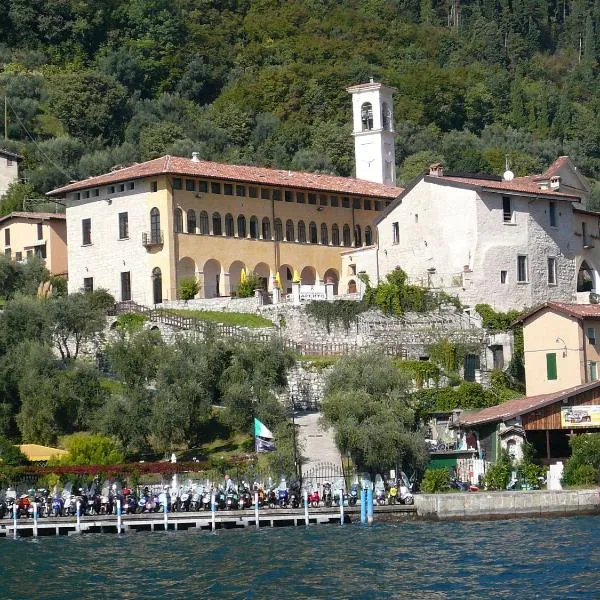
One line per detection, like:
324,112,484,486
295,411,342,472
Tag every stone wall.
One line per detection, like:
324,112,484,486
282,362,334,409
161,296,261,313
415,489,600,521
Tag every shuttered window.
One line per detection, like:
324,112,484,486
546,353,557,381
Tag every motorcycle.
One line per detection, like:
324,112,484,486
278,487,289,508
398,472,415,505
179,488,192,512
267,489,278,509
308,489,320,508
202,489,212,511
123,490,138,515
322,482,333,508
52,493,64,517
17,494,31,517
190,487,202,512
226,490,239,510
387,483,398,505
347,484,359,506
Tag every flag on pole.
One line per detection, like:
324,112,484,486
254,418,275,453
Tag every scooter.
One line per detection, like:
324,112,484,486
322,482,333,508
278,487,289,508
387,483,398,505
347,484,359,506
308,489,320,508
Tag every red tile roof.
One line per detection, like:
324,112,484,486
518,301,600,323
459,380,600,426
533,156,570,181
0,211,65,225
47,155,403,200
433,174,582,199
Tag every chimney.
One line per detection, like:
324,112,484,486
191,152,200,163
429,163,443,177
550,175,561,190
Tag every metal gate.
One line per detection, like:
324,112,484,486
301,461,346,487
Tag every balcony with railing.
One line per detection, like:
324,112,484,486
142,231,164,248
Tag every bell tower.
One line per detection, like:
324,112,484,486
347,79,397,186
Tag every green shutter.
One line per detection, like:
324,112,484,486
546,353,557,381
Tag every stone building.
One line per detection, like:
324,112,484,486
0,211,67,276
46,81,403,304
0,149,21,198
341,157,591,312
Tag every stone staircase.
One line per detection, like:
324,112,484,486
295,411,342,472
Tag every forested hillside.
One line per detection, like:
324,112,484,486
1,0,600,210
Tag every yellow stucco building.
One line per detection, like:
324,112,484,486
48,156,400,304
0,211,67,276
520,302,600,396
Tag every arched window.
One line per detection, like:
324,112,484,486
225,213,234,237
361,102,373,131
174,208,183,233
331,224,340,246
298,220,306,243
212,212,222,236
320,223,328,245
187,209,196,233
150,207,161,243
199,210,209,234
286,219,295,242
382,102,392,131
309,221,318,244
237,215,247,238
365,226,373,246
274,218,283,241
262,217,271,240
354,224,362,247
343,224,351,247
250,216,259,239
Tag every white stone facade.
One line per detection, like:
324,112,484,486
66,181,156,303
0,152,19,198
362,174,583,312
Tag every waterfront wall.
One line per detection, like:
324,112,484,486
415,489,600,520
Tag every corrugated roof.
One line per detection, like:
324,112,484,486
459,380,600,426
518,301,600,323
0,148,24,161
47,155,403,200
0,211,66,225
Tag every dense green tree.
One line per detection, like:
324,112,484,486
54,433,124,466
0,436,29,465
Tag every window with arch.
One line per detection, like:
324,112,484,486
212,212,222,236
361,102,373,131
320,223,328,245
343,224,351,247
152,267,162,304
199,210,209,234
150,208,161,243
365,226,373,246
274,218,283,241
354,224,362,247
187,209,196,233
309,222,318,244
286,219,295,242
298,220,306,243
262,217,271,240
250,216,259,239
382,102,392,131
225,213,234,237
174,208,183,233
332,224,340,246
237,215,246,238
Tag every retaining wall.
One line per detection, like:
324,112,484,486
415,489,600,521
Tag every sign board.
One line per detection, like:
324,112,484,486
560,405,600,428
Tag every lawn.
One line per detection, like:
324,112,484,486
166,309,274,328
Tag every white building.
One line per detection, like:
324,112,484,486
0,149,21,198
341,158,591,312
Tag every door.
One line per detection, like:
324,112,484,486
152,268,162,304
464,354,480,382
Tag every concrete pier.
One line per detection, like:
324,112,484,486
415,488,600,521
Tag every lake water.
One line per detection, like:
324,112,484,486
0,515,598,599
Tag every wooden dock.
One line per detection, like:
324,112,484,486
0,504,416,537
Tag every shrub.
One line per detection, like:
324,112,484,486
563,433,600,486
483,449,512,490
420,467,450,493
237,274,261,298
115,313,147,332
178,277,199,301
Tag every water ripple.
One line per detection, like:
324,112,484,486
0,516,598,599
